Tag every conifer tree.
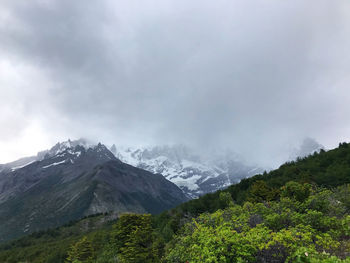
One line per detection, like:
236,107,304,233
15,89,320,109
66,236,94,263
113,214,158,263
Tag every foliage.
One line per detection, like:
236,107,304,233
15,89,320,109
165,183,350,262
66,236,94,262
248,180,278,202
0,213,113,263
111,214,160,263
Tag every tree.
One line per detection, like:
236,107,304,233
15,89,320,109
280,181,311,202
66,236,94,263
219,191,234,208
112,214,159,263
248,180,277,202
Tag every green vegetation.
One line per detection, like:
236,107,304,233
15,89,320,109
165,183,350,262
0,213,115,263
176,142,350,218
1,143,350,262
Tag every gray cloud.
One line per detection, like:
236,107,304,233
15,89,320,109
0,0,349,166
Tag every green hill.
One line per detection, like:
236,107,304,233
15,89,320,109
176,142,350,217
0,213,117,263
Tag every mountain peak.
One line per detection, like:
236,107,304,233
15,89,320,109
0,140,186,242
37,138,97,160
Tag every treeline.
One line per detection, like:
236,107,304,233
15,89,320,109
1,143,350,262
176,142,350,218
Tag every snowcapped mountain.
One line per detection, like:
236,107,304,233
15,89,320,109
112,145,263,198
37,138,96,159
0,138,326,203
1,140,262,199
0,139,109,172
0,139,187,242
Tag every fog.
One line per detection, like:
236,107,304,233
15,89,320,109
0,0,349,167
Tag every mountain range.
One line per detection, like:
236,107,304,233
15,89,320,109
1,139,265,199
112,144,263,198
0,140,186,242
0,138,323,242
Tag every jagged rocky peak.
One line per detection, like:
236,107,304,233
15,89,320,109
141,145,199,161
37,138,94,159
35,138,118,161
86,143,117,162
112,144,264,198
0,139,119,174
110,144,117,155
114,144,200,165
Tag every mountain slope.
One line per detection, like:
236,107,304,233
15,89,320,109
0,140,187,242
170,142,350,218
0,213,118,263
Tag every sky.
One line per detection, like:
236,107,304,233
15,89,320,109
0,0,349,167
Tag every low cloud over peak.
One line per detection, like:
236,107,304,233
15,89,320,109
0,0,349,167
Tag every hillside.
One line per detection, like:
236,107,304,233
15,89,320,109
0,213,117,263
0,142,349,262
176,142,350,216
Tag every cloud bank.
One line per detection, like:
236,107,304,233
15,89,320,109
0,0,349,166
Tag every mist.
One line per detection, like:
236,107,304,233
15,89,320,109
0,0,349,167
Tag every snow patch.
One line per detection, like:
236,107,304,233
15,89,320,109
42,160,67,169
171,175,201,191
11,160,36,171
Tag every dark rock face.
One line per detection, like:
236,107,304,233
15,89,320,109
0,140,187,242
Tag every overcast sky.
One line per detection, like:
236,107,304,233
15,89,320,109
0,0,349,167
